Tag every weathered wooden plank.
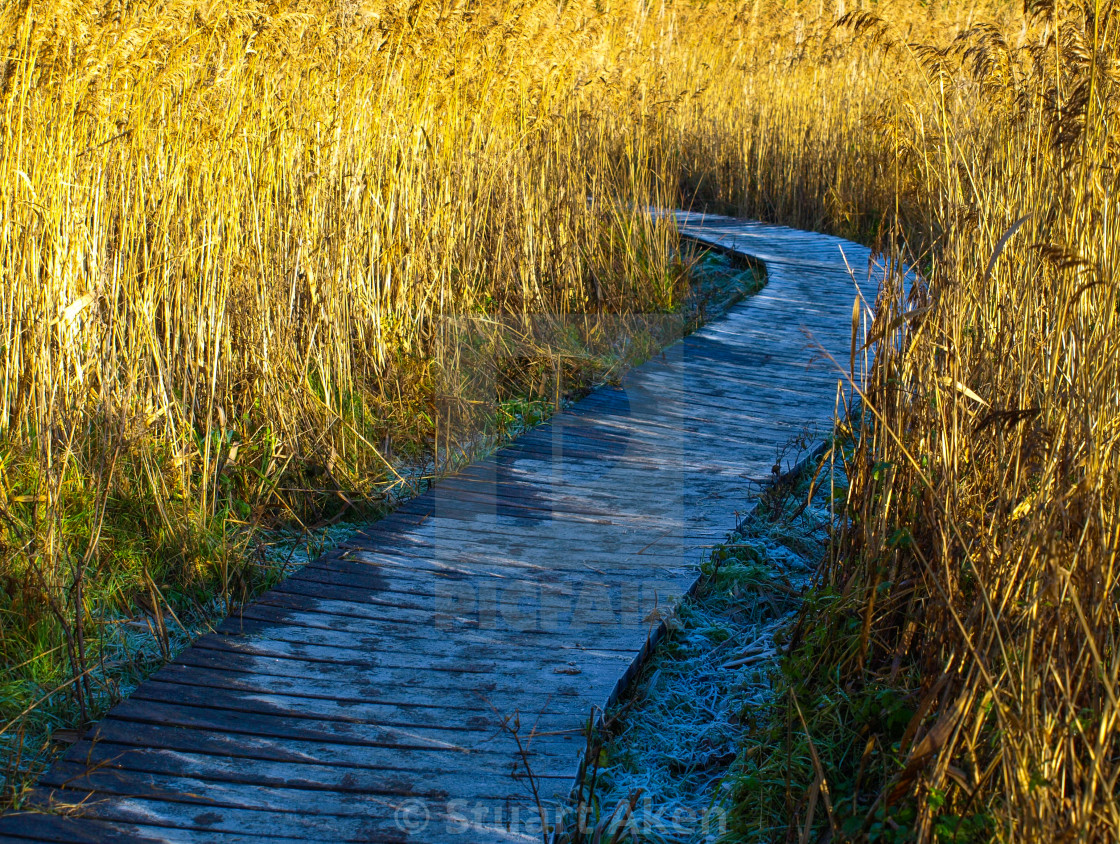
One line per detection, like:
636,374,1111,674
43,757,571,806
136,663,587,718
80,719,584,775
215,613,655,660
313,536,690,575
334,523,695,567
0,811,303,844
97,698,590,760
265,578,678,633
242,591,670,650
22,789,415,843
30,789,551,844
188,634,637,683
170,631,636,685
227,600,658,649
124,680,592,737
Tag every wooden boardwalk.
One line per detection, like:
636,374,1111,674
0,214,882,843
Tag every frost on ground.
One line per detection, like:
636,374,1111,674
0,521,361,803
560,452,840,844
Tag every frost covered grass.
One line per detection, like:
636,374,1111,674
560,451,835,843
0,518,358,806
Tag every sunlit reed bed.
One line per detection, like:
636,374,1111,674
2,0,1118,839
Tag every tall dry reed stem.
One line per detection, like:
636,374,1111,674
821,1,1120,839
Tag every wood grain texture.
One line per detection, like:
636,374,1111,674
0,213,882,843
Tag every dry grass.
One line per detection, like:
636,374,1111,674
1,0,1117,838
750,1,1120,840
0,0,695,798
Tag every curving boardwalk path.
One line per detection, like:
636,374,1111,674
0,214,883,843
